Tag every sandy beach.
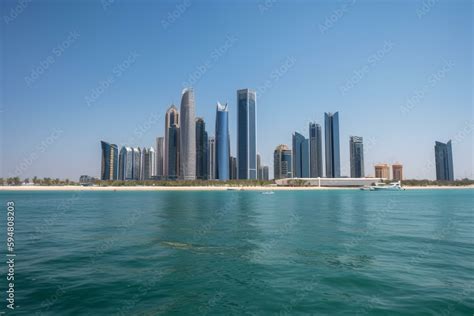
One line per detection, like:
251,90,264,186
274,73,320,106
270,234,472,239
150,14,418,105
0,185,472,191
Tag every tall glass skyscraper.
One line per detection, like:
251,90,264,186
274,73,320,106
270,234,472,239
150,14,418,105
237,89,257,180
132,147,141,180
435,140,454,181
273,144,292,180
349,136,364,178
179,88,196,180
119,146,133,180
142,147,156,180
208,137,216,180
156,137,164,178
164,105,179,178
292,132,310,178
195,117,208,180
325,112,341,178
100,141,118,180
309,122,323,178
215,102,230,181
167,124,180,180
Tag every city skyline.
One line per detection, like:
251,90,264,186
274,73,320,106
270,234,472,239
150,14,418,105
2,1,472,180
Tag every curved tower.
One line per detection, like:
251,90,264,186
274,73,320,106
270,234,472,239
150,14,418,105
215,102,230,181
179,88,196,180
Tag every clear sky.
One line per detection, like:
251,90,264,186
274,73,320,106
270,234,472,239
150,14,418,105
1,0,472,180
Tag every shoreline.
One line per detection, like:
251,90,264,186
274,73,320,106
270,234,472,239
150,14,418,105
0,185,473,191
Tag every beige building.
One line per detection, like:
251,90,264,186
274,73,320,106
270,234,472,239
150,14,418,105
392,163,403,181
374,163,390,179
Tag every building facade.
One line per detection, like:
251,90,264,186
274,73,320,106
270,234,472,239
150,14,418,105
195,117,208,180
156,137,164,178
435,140,454,181
100,141,119,180
392,163,403,181
237,89,257,180
274,144,293,180
179,88,196,180
215,102,230,181
349,136,364,178
132,147,141,180
292,132,310,178
374,163,390,179
119,146,133,180
325,112,341,178
262,166,269,181
164,105,179,178
230,156,237,180
142,147,156,180
167,125,180,179
309,122,323,178
208,137,216,180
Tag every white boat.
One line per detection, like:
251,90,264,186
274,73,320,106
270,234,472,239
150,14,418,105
261,191,274,195
371,181,403,191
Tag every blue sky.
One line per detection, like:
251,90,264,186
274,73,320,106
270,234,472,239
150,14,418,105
1,0,472,180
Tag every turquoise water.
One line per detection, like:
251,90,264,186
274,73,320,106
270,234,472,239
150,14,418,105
0,189,473,315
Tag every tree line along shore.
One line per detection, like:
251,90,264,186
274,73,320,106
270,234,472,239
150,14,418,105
1,177,473,187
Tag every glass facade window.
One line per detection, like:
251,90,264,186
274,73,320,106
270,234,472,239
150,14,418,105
237,89,257,180
309,122,323,178
215,103,230,181
350,136,364,178
435,140,454,181
325,112,341,178
101,141,118,181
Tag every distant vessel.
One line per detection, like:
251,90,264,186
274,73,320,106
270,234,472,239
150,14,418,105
261,191,274,195
371,181,403,191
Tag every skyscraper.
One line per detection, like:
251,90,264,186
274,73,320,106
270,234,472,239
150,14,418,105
292,132,310,178
132,147,141,180
208,137,216,180
349,136,364,178
274,144,293,180
179,88,196,180
119,146,133,180
195,117,208,180
156,137,164,178
257,154,263,180
215,102,230,181
100,141,118,180
237,89,257,180
262,166,269,181
435,140,454,181
142,147,156,180
309,122,323,178
230,156,237,180
164,105,179,178
392,163,403,181
167,124,180,180
325,112,341,178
